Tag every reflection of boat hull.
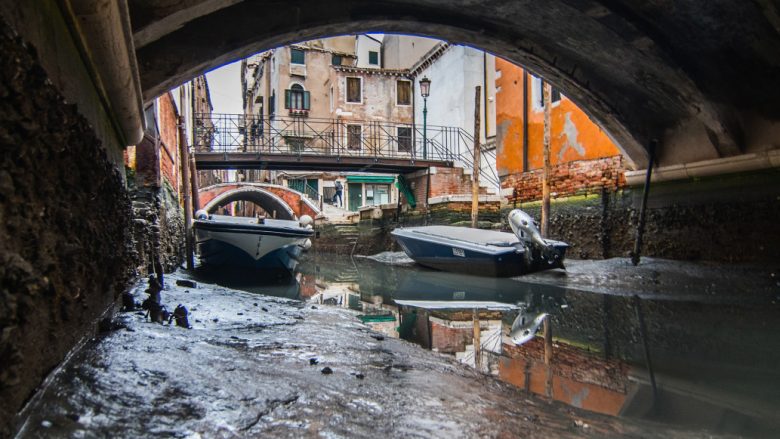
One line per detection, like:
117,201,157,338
392,226,566,277
194,215,313,273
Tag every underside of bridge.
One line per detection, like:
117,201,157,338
1,1,780,436
130,0,780,170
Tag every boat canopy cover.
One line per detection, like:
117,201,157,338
394,300,519,311
402,226,520,247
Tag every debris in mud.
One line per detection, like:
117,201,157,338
321,367,333,374
121,292,138,312
170,304,192,329
98,318,128,333
175,279,197,288
370,334,385,341
309,358,319,365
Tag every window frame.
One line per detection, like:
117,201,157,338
290,48,305,65
368,51,379,66
284,83,310,111
346,124,362,150
346,77,362,104
396,79,412,106
533,76,562,109
397,126,412,153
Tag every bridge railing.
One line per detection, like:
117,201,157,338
194,113,466,163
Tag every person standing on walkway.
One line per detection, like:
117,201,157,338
333,180,343,208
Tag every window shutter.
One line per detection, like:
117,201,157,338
303,91,311,110
284,89,291,109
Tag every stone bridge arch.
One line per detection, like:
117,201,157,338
130,1,780,171
199,183,320,220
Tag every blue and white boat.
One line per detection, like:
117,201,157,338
391,209,568,277
194,212,314,274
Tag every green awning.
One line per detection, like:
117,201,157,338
345,175,395,184
358,314,397,323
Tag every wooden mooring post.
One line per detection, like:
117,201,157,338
178,115,194,270
541,81,552,236
472,308,481,372
543,315,553,398
471,86,482,228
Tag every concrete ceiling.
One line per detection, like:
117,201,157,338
128,0,780,169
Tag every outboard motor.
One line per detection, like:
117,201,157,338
509,310,548,346
507,209,567,268
194,209,209,220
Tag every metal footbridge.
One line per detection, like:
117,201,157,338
192,114,499,186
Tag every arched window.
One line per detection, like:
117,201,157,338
285,83,310,111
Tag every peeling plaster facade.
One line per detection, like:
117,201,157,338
495,59,626,201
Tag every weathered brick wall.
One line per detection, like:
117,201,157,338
430,321,472,353
499,338,629,416
157,92,180,193
502,156,626,203
402,167,488,210
503,169,780,262
429,200,501,224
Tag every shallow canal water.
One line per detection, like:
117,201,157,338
195,252,780,437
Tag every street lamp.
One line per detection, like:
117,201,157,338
419,76,431,159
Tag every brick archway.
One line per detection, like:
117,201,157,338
199,183,320,219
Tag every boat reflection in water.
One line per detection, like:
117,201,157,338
198,252,780,437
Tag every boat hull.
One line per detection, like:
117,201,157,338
392,226,566,277
194,216,312,274
392,231,524,276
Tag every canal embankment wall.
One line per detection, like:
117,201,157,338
0,12,183,436
315,168,780,264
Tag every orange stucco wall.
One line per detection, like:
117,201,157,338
495,59,621,175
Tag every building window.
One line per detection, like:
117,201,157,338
347,124,362,150
332,54,342,66
396,80,411,105
291,48,305,65
365,184,390,205
346,77,362,103
284,84,310,111
397,127,412,152
270,91,276,116
537,78,561,107
368,51,379,65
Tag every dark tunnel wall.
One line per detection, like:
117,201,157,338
0,18,134,435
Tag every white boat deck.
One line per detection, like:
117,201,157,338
404,226,520,247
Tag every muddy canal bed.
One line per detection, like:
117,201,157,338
15,269,709,438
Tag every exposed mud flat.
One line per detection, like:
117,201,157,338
14,271,709,438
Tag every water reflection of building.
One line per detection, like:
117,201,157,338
395,301,514,374
297,254,780,436
499,337,629,416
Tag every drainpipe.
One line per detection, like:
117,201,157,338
65,0,145,145
190,154,200,211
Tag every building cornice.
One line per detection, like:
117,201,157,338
333,65,410,77
409,42,451,77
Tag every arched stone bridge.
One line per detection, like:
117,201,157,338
198,183,321,220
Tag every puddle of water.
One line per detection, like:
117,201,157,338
193,251,780,437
